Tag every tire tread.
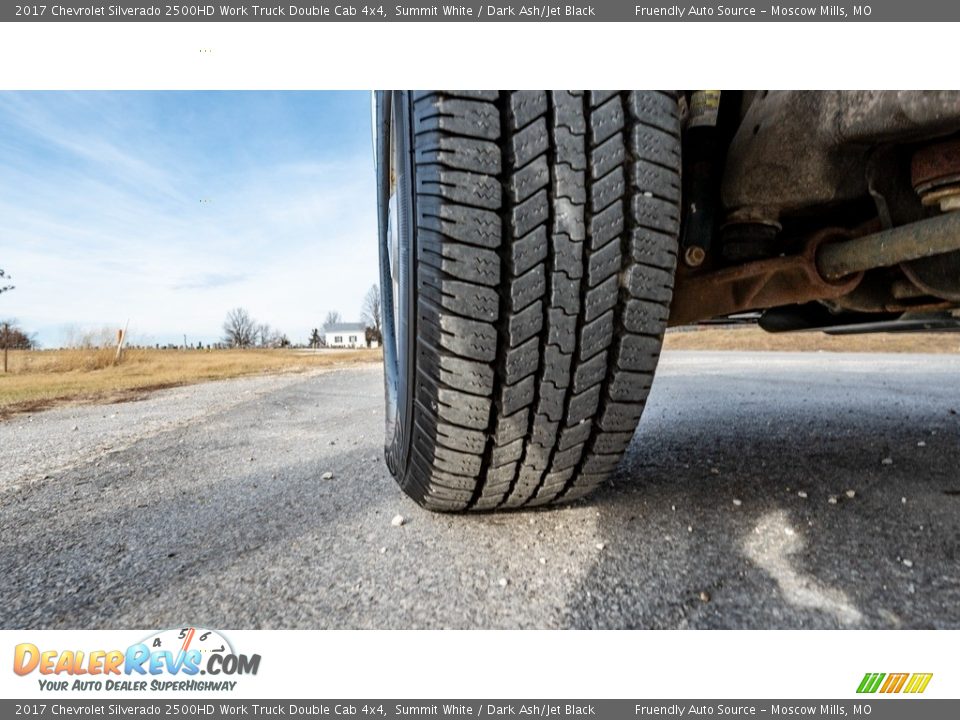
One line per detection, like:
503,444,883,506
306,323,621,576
396,91,680,511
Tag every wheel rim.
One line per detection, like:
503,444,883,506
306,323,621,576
387,148,401,361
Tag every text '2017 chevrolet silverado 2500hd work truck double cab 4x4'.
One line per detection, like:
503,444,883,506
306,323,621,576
374,90,960,511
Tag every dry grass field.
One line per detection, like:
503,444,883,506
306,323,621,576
3,328,960,419
0,347,382,418
663,326,960,353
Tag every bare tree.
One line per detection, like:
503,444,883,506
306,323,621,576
222,307,256,348
322,311,342,333
0,269,13,296
60,324,116,349
255,322,274,348
309,328,321,349
361,284,382,344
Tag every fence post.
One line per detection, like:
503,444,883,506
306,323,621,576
115,319,130,363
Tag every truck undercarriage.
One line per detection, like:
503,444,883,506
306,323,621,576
672,91,960,334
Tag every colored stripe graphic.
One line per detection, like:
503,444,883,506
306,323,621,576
905,673,934,694
856,673,886,693
881,673,909,693
857,672,933,694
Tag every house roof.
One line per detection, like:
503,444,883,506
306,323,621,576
325,322,366,333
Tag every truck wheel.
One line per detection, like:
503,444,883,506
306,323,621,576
376,91,680,511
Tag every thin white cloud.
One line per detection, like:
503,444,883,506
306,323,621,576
0,92,187,201
0,92,379,348
172,272,250,291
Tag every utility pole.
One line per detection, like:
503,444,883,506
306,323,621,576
2,322,9,374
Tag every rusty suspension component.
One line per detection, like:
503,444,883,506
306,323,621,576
816,212,960,280
912,137,960,212
670,212,960,325
669,229,862,326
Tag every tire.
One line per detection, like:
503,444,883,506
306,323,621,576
377,91,681,512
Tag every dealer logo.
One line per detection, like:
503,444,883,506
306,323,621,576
13,626,260,692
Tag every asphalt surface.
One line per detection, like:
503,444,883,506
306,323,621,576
2,351,959,629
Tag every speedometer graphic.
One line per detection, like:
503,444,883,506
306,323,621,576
141,627,234,658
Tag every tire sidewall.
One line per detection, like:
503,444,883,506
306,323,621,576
378,91,417,478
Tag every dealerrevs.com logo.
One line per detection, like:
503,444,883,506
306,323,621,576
857,673,933,694
13,627,261,693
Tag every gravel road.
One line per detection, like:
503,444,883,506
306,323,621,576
2,352,959,629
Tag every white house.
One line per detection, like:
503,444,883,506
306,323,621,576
325,322,367,348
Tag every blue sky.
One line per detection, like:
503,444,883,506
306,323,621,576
0,91,377,348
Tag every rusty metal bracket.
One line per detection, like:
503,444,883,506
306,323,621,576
669,229,863,326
